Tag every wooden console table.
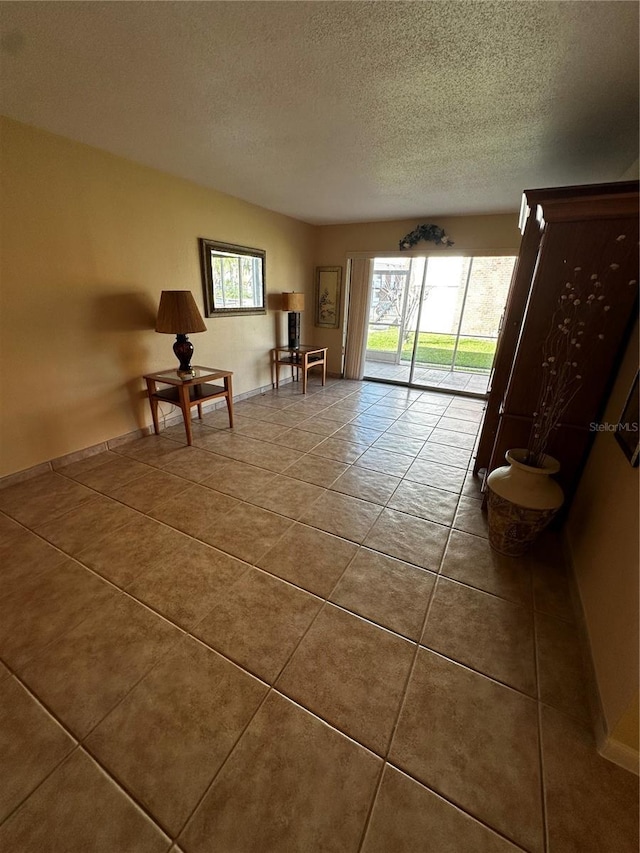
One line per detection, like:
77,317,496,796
270,346,327,394
144,366,233,446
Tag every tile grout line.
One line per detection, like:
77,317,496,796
355,512,456,852
5,493,440,671
2,386,486,662
0,676,81,829
178,395,472,491
356,482,535,853
532,596,551,853
1,385,487,678
171,468,378,844
2,521,555,735
1,576,272,842
0,546,194,684
0,379,480,487
103,439,375,841
0,667,177,844
171,426,453,837
170,684,275,844
1,380,493,847
376,758,533,852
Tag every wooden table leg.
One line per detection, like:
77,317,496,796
322,351,327,386
225,375,234,428
302,353,308,394
197,403,203,420
145,378,161,435
178,384,193,446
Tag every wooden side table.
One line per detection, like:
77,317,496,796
144,366,234,446
270,346,328,394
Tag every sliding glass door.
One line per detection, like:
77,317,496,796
364,255,516,395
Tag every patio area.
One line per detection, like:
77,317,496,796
362,255,514,398
364,359,490,395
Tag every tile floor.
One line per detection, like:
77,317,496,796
0,377,637,852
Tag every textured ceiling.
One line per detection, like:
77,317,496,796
0,1,638,224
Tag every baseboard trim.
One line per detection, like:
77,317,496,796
0,460,53,490
599,736,640,775
0,376,296,489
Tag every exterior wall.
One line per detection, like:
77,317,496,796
460,257,517,338
0,117,316,477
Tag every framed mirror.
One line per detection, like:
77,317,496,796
199,238,266,317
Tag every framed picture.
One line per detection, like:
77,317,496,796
614,370,639,467
315,266,342,329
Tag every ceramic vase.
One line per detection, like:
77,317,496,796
486,449,564,557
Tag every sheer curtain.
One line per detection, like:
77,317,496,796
343,258,373,380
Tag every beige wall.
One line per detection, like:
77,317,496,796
313,214,522,372
0,118,526,474
0,117,316,477
612,692,639,754
566,321,639,754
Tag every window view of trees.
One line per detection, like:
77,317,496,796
366,255,515,374
199,238,266,317
211,252,263,309
371,258,428,347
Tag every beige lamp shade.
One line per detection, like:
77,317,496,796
281,292,305,312
155,291,207,334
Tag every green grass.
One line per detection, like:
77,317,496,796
367,329,496,371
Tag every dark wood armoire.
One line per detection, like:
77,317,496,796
474,181,639,511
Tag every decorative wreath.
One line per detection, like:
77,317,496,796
399,224,454,250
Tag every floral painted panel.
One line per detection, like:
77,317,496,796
315,266,342,329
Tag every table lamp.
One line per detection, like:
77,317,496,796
155,290,207,377
281,292,305,350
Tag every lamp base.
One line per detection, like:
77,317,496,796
287,312,301,350
174,334,194,375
